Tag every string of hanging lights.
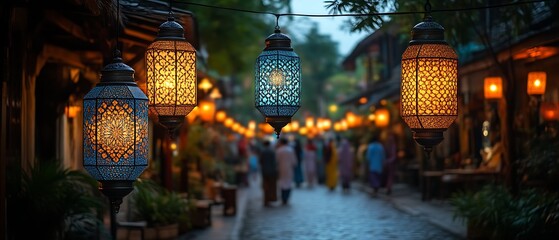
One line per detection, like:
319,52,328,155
176,0,549,18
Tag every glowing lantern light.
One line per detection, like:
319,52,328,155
65,105,81,119
199,100,216,122
541,102,559,122
199,77,213,93
146,16,197,132
215,110,227,123
527,71,546,96
400,1,458,152
224,117,234,127
255,26,301,138
375,108,390,128
359,97,368,105
484,77,503,99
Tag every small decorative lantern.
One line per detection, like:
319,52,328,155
215,110,227,123
199,100,216,122
527,71,546,96
305,116,314,128
400,1,458,152
146,16,197,132
199,77,213,93
224,117,234,128
255,27,301,138
375,108,390,128
541,102,559,122
484,77,503,99
83,54,148,212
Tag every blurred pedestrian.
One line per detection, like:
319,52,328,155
276,138,297,205
324,138,338,191
338,138,354,191
292,138,304,188
259,140,277,206
316,138,326,184
303,138,317,187
366,134,385,196
382,130,397,195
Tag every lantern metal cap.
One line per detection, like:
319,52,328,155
409,16,447,45
156,17,186,41
412,129,445,153
100,52,135,83
264,29,293,51
266,116,291,138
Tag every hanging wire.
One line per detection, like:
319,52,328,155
169,0,174,17
274,14,280,31
115,0,121,57
176,0,549,18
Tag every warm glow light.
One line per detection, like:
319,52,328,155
333,122,341,132
65,105,81,119
291,121,299,131
187,106,199,123
375,108,390,128
269,69,285,86
259,123,275,134
299,127,308,136
284,123,292,132
245,130,255,138
224,117,234,127
232,122,241,132
321,119,332,131
527,71,547,96
199,100,216,122
209,88,222,99
359,97,367,105
346,112,360,128
368,113,376,121
215,110,227,123
340,120,348,131
248,120,256,130
199,78,213,92
541,102,559,121
329,104,338,113
305,117,314,128
146,39,197,120
170,142,177,150
484,77,503,99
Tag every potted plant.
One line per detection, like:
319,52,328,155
451,185,559,239
7,162,108,240
131,179,189,239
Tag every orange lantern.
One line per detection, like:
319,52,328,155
224,117,234,127
322,119,332,131
215,110,227,123
333,122,341,132
186,106,199,123
199,77,213,93
340,119,348,131
359,97,368,105
527,71,547,96
375,108,390,128
484,77,503,99
305,117,314,128
199,100,216,122
291,121,300,132
299,127,308,136
541,102,559,121
232,122,241,132
283,123,292,133
65,105,81,119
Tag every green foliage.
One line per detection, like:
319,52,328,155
7,162,107,240
131,179,190,227
518,135,559,183
451,185,559,239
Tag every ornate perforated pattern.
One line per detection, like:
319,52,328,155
83,84,148,181
401,43,458,130
146,40,197,117
255,50,301,117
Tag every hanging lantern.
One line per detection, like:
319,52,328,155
359,97,368,105
375,108,390,128
291,120,300,132
400,4,458,152
65,105,81,119
224,117,234,128
199,77,213,93
255,27,301,138
484,77,503,99
527,71,546,96
199,100,216,122
305,116,314,128
215,110,227,123
541,102,559,122
83,54,148,207
146,17,197,132
209,88,222,99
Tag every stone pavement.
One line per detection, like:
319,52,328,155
183,180,466,240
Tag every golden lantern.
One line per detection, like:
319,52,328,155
232,122,241,132
199,100,216,122
186,106,199,124
199,77,213,93
215,110,227,123
209,88,222,99
224,117,234,127
368,113,376,122
65,105,81,119
375,108,390,128
345,112,358,128
322,119,332,131
527,71,546,96
283,123,292,132
305,116,314,128
400,2,458,152
333,122,341,132
484,77,503,99
291,120,300,132
146,16,197,131
299,127,308,136
541,102,559,122
340,119,348,131
259,122,275,134
248,120,256,131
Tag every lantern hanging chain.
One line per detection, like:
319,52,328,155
114,0,121,58
169,0,174,18
274,14,280,31
177,0,550,18
424,0,432,18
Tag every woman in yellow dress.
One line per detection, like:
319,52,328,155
324,139,338,191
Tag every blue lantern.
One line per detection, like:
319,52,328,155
83,53,148,208
255,28,301,137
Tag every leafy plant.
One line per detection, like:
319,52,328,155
131,179,190,227
7,162,107,240
451,185,559,239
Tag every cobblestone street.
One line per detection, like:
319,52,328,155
240,182,459,240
